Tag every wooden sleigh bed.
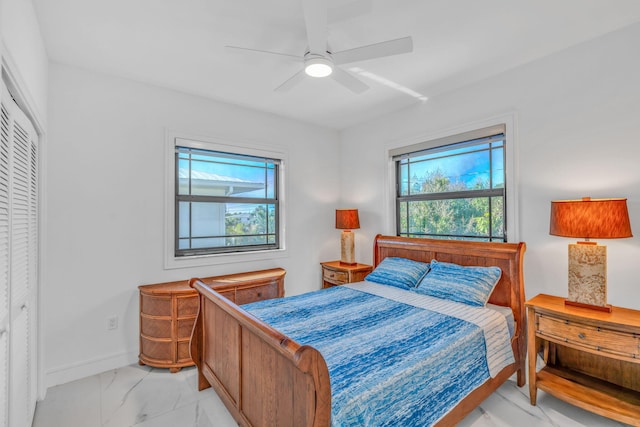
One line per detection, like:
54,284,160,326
189,235,526,426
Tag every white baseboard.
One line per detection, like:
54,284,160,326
44,350,138,391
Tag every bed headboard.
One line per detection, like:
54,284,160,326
373,234,526,327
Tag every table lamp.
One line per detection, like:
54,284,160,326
549,197,632,312
336,209,360,265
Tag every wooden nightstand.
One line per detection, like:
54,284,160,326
138,281,198,373
526,294,640,426
320,261,373,288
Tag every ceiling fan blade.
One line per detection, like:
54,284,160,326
274,70,307,92
225,45,300,60
333,36,413,65
330,67,369,94
302,0,328,54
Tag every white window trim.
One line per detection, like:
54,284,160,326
164,129,288,269
384,113,519,242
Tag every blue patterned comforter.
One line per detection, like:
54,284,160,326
242,281,514,427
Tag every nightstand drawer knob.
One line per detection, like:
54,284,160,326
578,333,586,340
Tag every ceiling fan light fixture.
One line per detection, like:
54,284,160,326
304,57,333,77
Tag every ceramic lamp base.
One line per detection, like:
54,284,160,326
566,242,609,310
340,230,356,265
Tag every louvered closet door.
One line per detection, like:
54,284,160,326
9,102,36,427
0,80,38,427
0,98,9,427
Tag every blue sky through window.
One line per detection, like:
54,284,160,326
400,140,504,195
178,148,276,200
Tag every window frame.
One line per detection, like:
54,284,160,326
164,130,287,269
175,146,280,256
385,116,518,243
395,132,506,241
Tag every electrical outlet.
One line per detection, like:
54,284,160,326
107,315,118,330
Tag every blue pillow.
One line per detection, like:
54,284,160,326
365,257,430,290
414,260,502,307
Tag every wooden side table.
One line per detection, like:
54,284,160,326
320,261,373,288
139,281,198,373
139,268,285,372
526,294,640,426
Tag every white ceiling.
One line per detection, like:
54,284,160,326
33,0,640,130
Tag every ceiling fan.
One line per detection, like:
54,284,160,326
226,0,413,94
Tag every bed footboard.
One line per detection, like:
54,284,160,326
190,278,331,427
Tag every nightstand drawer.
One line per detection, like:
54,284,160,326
323,269,348,283
537,314,640,358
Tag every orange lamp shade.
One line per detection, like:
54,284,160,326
550,197,632,239
336,209,360,230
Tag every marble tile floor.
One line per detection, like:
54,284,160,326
33,364,630,427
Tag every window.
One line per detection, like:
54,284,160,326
175,145,280,256
393,125,507,242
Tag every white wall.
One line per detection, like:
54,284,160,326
44,63,341,386
0,0,48,124
341,23,640,310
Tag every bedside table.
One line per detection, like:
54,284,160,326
320,261,373,288
526,294,640,426
138,281,198,373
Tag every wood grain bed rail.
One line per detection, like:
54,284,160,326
189,278,331,427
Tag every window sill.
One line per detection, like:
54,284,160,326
164,248,288,270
